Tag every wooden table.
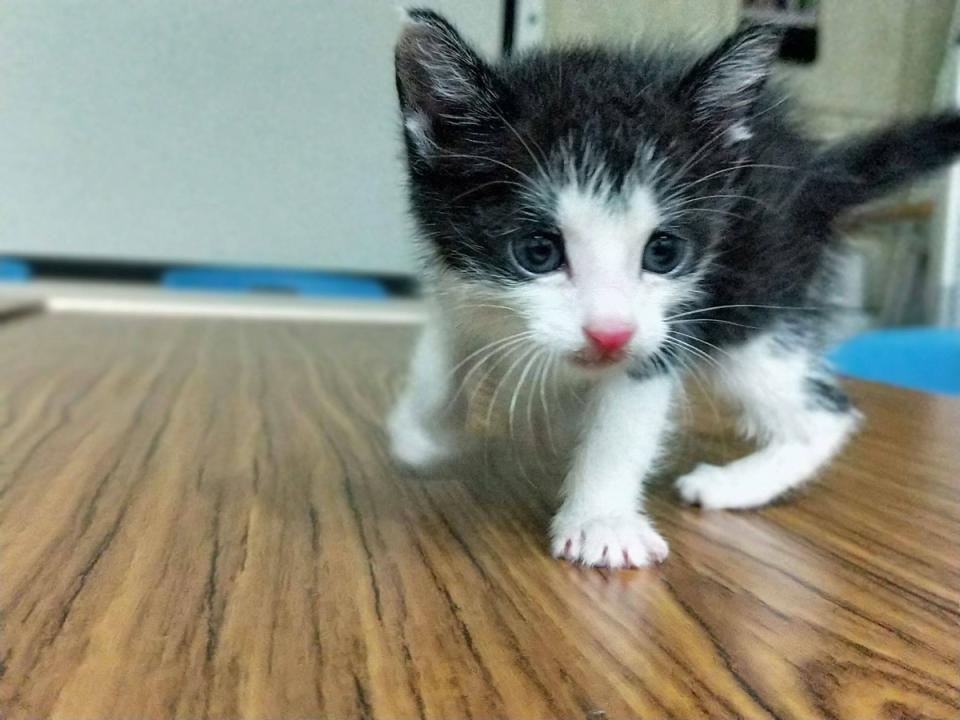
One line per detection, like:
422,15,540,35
1,313,957,719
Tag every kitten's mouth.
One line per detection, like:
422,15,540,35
569,349,628,370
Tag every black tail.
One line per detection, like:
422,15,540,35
800,112,960,219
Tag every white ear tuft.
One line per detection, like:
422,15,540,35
727,121,754,144
403,112,436,156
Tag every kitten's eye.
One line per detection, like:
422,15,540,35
510,233,565,275
642,231,688,274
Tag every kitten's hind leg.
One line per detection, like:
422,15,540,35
388,318,462,469
676,334,861,510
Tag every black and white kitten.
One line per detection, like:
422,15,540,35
388,10,960,568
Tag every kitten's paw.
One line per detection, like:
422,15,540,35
550,512,668,569
676,463,765,509
387,405,457,470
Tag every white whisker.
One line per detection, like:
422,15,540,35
670,330,736,361
436,151,538,185
446,331,533,380
537,353,560,455
664,335,725,374
492,107,550,183
450,179,531,203
483,344,536,435
666,303,818,321
669,317,760,330
509,347,543,440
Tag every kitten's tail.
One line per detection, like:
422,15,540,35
799,112,960,219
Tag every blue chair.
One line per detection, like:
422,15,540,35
0,259,31,281
829,327,960,395
162,267,388,299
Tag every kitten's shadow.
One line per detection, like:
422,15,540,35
400,433,570,507
394,403,758,549
394,433,573,554
401,427,747,509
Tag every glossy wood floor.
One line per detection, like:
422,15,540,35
1,313,958,719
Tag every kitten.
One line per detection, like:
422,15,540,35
388,9,960,568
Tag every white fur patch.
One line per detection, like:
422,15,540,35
404,113,435,156
676,333,860,509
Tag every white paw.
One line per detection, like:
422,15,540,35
387,404,457,470
675,463,766,510
550,512,669,569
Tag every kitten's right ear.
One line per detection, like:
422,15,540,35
682,24,781,143
395,9,497,157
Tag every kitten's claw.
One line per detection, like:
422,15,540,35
550,513,668,568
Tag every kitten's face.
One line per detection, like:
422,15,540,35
496,181,696,371
396,13,778,372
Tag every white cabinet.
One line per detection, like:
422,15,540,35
0,1,503,275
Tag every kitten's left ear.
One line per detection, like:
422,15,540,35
683,25,781,142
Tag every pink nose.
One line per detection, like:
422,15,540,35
583,325,635,355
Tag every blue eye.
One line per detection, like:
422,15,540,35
642,231,688,274
510,232,565,275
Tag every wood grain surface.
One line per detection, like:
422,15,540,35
0,313,957,719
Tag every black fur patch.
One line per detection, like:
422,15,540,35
806,377,852,414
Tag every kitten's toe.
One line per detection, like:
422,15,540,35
676,463,724,506
676,464,763,510
550,513,668,569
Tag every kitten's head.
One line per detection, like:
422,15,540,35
395,10,780,372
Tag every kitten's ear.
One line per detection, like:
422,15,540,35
683,25,781,141
395,9,497,156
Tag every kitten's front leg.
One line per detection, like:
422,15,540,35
551,372,673,568
388,317,461,469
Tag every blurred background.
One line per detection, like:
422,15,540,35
0,1,958,355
